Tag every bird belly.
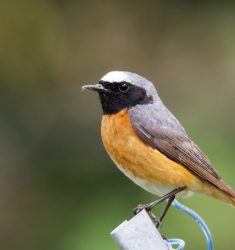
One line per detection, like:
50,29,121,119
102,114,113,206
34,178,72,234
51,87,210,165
101,109,198,197
112,159,178,196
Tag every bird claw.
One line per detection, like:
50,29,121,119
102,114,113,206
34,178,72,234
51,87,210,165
148,211,161,228
133,204,150,214
133,204,162,228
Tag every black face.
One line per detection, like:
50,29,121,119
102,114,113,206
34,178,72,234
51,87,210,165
97,80,153,114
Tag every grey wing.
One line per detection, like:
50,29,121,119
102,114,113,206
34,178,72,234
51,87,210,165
129,112,235,197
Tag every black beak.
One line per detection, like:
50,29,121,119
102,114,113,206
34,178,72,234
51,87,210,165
82,84,111,93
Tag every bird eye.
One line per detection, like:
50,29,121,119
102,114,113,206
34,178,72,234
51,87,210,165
119,82,129,92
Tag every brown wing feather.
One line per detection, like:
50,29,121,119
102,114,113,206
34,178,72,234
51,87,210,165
132,123,235,198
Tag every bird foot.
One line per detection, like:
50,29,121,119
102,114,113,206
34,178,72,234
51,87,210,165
133,203,150,214
133,204,162,228
149,211,162,228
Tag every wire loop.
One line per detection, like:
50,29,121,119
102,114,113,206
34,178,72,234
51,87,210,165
169,199,213,250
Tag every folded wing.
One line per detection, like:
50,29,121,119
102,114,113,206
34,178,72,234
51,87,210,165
130,117,235,198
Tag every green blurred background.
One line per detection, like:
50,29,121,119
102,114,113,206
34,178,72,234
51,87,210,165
1,1,235,249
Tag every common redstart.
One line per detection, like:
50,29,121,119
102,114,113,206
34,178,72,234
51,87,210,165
83,71,235,224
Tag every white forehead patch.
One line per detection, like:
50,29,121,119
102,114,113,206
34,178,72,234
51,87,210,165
101,71,131,83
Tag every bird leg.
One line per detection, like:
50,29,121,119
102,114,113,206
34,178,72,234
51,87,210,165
133,186,186,226
155,195,175,228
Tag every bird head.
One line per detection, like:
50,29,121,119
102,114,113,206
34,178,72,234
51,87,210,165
82,71,157,114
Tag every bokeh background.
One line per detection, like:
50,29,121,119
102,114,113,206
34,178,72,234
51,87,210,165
1,1,235,249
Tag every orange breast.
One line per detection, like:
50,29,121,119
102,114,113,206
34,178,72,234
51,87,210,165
101,108,201,194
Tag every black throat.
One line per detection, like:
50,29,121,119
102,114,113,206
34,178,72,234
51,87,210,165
98,85,153,115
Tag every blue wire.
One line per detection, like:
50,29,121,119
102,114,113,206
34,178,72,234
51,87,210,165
171,199,213,250
168,238,185,250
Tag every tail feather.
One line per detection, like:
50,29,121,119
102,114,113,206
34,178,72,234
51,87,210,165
200,180,235,207
230,196,235,207
217,180,235,207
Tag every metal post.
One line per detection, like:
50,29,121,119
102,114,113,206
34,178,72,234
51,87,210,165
111,209,170,250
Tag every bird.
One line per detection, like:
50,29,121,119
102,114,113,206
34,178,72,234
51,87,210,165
82,71,235,225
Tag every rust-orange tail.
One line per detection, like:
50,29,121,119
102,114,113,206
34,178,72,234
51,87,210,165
230,196,235,207
199,179,235,207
